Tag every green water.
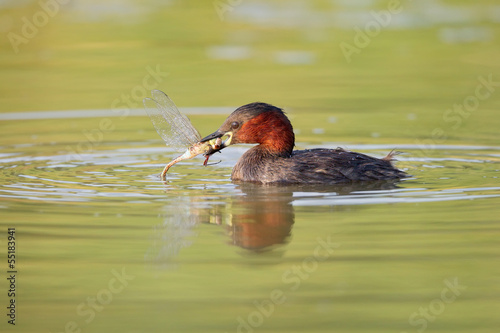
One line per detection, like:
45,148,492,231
1,1,500,333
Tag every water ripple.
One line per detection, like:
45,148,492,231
0,142,498,206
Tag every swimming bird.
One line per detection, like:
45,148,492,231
201,102,406,184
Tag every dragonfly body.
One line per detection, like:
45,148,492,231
143,90,224,180
160,137,222,179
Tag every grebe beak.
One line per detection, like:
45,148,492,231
201,130,233,148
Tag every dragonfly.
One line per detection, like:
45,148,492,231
143,90,224,180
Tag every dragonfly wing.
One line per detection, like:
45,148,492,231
150,90,201,144
143,97,185,150
143,90,201,150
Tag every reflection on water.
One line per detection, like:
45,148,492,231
214,184,296,252
146,184,296,266
145,179,413,269
145,197,198,269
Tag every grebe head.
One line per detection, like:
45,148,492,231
201,102,295,157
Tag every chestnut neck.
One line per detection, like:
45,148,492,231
239,110,295,158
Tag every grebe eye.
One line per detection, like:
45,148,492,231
231,121,239,129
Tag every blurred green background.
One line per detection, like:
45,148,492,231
1,2,500,333
1,0,500,148
0,1,498,113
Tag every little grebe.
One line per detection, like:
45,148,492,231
201,103,406,184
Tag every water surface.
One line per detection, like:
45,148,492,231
0,114,498,333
